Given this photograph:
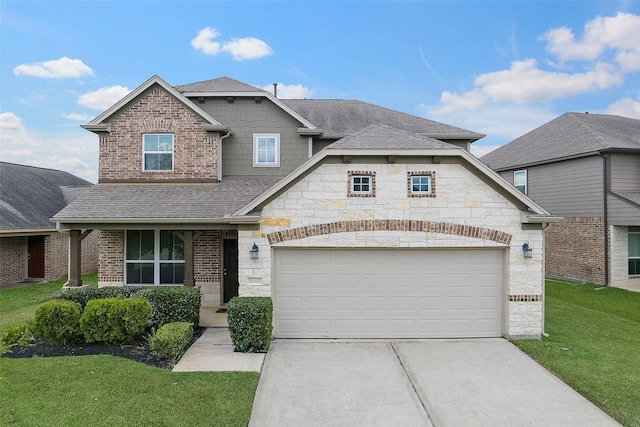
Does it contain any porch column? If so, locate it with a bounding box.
[183,230,195,287]
[68,229,82,287]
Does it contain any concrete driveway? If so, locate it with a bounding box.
[249,339,620,427]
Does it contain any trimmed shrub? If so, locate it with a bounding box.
[80,298,152,344]
[31,300,82,345]
[227,297,272,353]
[56,286,144,310]
[148,322,194,361]
[138,287,201,329]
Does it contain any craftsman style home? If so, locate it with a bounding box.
[482,113,640,291]
[0,162,97,284]
[53,75,560,339]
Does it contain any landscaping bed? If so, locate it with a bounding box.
[2,327,204,369]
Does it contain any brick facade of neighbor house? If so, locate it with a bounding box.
[545,217,606,285]
[0,237,26,284]
[100,86,219,182]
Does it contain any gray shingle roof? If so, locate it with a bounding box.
[0,162,92,230]
[481,113,640,170]
[52,177,280,221]
[174,77,264,93]
[282,99,483,139]
[327,125,459,150]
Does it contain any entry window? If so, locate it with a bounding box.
[630,226,640,276]
[348,171,376,197]
[514,170,527,194]
[253,133,280,167]
[126,230,184,285]
[407,171,436,198]
[143,134,174,171]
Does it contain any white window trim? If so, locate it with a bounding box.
[410,175,432,195]
[514,169,527,194]
[253,133,280,167]
[143,133,174,172]
[629,227,640,276]
[124,230,185,286]
[351,175,372,195]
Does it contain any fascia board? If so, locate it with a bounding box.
[521,213,564,223]
[85,75,222,128]
[52,217,260,224]
[419,132,486,141]
[0,229,58,237]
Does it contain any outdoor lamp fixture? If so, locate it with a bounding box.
[250,242,260,260]
[522,242,533,259]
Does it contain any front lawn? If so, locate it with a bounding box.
[513,279,640,427]
[0,356,258,426]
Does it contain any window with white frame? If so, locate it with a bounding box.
[514,170,527,194]
[407,171,436,197]
[629,226,640,276]
[143,134,174,171]
[348,172,375,197]
[125,230,184,285]
[253,133,280,167]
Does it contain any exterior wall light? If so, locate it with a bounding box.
[250,242,260,259]
[522,242,533,259]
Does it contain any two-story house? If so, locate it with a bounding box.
[53,75,561,339]
[482,112,640,291]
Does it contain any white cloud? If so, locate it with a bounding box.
[606,93,640,119]
[63,113,94,121]
[13,56,94,79]
[0,112,41,147]
[78,85,131,110]
[191,26,273,60]
[540,12,640,71]
[470,144,501,158]
[261,83,313,99]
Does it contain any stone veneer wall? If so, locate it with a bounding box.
[545,217,606,285]
[0,237,26,284]
[238,161,546,339]
[610,225,640,290]
[99,85,219,182]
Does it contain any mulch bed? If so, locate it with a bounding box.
[1,327,205,370]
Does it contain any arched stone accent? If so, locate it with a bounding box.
[266,219,512,245]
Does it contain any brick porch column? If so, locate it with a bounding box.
[183,230,194,287]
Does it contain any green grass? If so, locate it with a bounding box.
[0,273,97,334]
[513,279,640,427]
[0,356,259,426]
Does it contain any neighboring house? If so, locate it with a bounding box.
[0,162,98,284]
[481,112,640,291]
[52,75,560,339]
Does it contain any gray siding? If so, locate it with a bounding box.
[607,195,640,225]
[195,97,309,177]
[610,153,640,191]
[504,156,605,216]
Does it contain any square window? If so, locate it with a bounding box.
[143,134,174,171]
[407,172,436,198]
[514,170,527,194]
[352,176,371,193]
[348,171,375,197]
[411,176,431,193]
[254,134,280,167]
[125,230,185,285]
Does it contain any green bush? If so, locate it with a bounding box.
[31,300,82,345]
[138,287,201,329]
[1,322,34,350]
[148,322,194,361]
[227,297,272,353]
[56,286,143,309]
[80,298,151,344]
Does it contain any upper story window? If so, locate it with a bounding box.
[143,134,174,171]
[629,226,640,276]
[348,171,376,197]
[514,170,527,194]
[253,133,280,167]
[407,171,436,198]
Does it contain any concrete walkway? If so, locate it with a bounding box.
[249,339,621,427]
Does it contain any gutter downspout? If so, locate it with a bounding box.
[600,152,610,286]
[218,130,232,182]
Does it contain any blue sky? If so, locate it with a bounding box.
[2,1,640,182]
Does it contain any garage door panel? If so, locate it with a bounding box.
[274,249,504,338]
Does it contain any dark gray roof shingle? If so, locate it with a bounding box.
[327,125,459,150]
[52,177,280,221]
[283,99,483,138]
[174,77,264,93]
[481,113,640,170]
[0,162,92,230]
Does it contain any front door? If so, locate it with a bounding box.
[28,236,45,278]
[222,239,239,304]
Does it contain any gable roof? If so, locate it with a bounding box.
[481,112,640,171]
[326,124,459,150]
[174,77,263,93]
[0,162,92,232]
[283,99,485,141]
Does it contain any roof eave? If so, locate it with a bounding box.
[420,132,486,141]
[521,213,564,224]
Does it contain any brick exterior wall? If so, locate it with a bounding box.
[99,230,125,285]
[0,237,26,284]
[545,217,606,285]
[99,85,219,182]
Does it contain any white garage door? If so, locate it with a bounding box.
[273,248,504,339]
